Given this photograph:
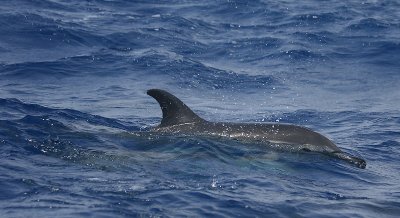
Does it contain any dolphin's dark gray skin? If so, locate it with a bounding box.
[147,89,366,169]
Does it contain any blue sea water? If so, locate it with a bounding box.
[1,0,400,217]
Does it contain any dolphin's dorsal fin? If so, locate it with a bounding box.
[147,89,205,127]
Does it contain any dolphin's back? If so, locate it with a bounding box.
[187,122,341,153]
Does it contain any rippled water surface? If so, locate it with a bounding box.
[1,0,400,217]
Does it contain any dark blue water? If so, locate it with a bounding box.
[1,0,400,217]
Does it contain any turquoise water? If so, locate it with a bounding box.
[1,0,400,217]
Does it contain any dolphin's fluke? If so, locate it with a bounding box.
[147,89,205,127]
[330,151,366,169]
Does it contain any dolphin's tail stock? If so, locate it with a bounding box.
[330,151,366,169]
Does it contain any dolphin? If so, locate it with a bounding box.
[146,89,366,169]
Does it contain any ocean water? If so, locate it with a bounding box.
[1,0,400,217]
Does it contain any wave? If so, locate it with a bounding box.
[0,12,107,47]
[346,18,391,32]
[0,98,135,130]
